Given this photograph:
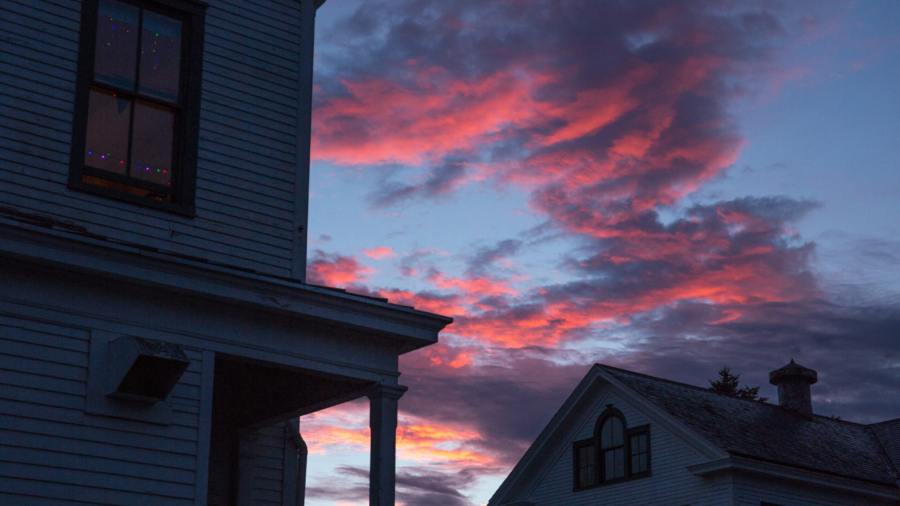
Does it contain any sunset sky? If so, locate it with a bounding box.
[299,1,900,505]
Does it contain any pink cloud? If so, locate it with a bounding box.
[307,250,376,287]
[363,246,398,260]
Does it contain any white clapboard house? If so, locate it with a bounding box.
[0,0,452,505]
[490,361,900,506]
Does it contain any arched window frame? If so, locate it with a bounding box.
[572,404,652,491]
[595,405,628,484]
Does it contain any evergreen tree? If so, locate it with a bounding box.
[708,366,768,402]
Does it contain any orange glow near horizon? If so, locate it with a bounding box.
[302,407,495,470]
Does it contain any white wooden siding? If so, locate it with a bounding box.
[0,0,304,278]
[206,423,291,506]
[252,424,289,505]
[525,386,733,506]
[0,314,202,505]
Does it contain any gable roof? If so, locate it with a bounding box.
[489,364,727,506]
[602,365,899,487]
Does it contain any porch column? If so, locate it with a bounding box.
[367,384,407,506]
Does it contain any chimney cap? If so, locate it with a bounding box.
[769,359,817,386]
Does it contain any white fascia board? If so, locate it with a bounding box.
[688,456,900,500]
[0,223,452,350]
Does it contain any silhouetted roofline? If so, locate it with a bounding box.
[600,364,899,487]
[597,363,879,426]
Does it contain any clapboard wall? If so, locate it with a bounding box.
[734,473,899,506]
[525,387,733,506]
[0,0,304,278]
[0,313,203,506]
[252,424,289,505]
[206,423,294,506]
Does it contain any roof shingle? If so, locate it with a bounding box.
[868,419,900,478]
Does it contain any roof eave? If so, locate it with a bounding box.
[689,455,900,500]
[0,221,453,351]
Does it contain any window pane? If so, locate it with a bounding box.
[94,0,140,90]
[605,450,614,480]
[614,448,625,478]
[580,465,596,487]
[578,445,597,487]
[601,419,611,448]
[85,87,131,174]
[631,455,640,473]
[578,445,596,487]
[139,11,182,102]
[612,418,623,446]
[131,100,174,186]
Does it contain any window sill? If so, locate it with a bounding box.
[69,177,196,217]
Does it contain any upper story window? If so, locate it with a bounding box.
[600,414,626,480]
[573,405,651,491]
[573,439,598,488]
[629,428,649,476]
[69,0,206,215]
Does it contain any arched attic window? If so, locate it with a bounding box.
[598,406,627,481]
[572,404,651,491]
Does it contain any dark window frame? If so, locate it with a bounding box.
[626,424,651,478]
[596,406,628,485]
[69,0,207,216]
[571,438,598,491]
[573,405,652,492]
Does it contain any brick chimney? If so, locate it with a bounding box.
[769,360,818,420]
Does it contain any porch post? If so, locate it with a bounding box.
[367,383,407,506]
